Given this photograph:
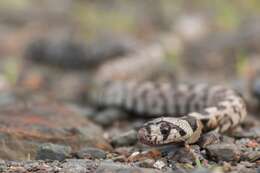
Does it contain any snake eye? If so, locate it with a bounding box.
[160,128,170,135]
[160,123,171,141]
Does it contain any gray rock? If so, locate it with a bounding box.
[111,130,138,147]
[243,151,260,162]
[61,159,98,173]
[36,143,71,161]
[205,143,240,162]
[76,147,106,159]
[93,108,128,127]
[198,131,221,148]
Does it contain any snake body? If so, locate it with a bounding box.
[92,45,247,146]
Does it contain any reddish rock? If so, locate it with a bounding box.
[0,98,111,160]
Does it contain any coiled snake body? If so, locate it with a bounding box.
[93,45,247,146]
[94,45,247,145]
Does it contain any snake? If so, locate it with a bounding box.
[92,45,247,146]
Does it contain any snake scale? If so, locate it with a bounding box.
[92,45,247,146]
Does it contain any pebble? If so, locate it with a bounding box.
[93,108,128,127]
[169,145,203,164]
[60,159,97,173]
[243,151,260,162]
[205,143,241,162]
[136,159,155,168]
[36,143,71,161]
[153,160,166,170]
[111,130,138,147]
[198,131,221,148]
[112,155,127,162]
[76,147,107,160]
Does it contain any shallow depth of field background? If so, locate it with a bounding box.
[1,0,260,165]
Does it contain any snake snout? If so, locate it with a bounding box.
[137,127,151,145]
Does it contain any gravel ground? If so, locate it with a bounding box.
[1,19,260,172]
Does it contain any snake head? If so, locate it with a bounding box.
[137,117,202,145]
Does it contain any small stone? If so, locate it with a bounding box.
[136,159,155,168]
[153,160,166,170]
[111,130,138,147]
[169,145,203,164]
[112,155,127,162]
[61,159,97,173]
[9,166,27,173]
[244,151,260,162]
[245,139,259,148]
[205,143,240,162]
[93,109,128,127]
[36,143,71,161]
[76,147,106,160]
[128,150,161,162]
[222,162,232,172]
[198,131,221,148]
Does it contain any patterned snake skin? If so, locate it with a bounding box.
[92,45,247,146]
[94,81,247,145]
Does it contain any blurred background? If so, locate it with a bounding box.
[0,0,260,162]
[0,0,260,100]
[0,0,259,104]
